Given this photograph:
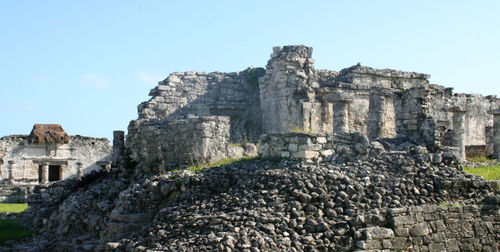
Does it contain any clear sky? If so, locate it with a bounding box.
[1,1,499,140]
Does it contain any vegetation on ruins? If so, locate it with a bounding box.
[245,67,259,86]
[288,125,317,135]
[187,156,259,173]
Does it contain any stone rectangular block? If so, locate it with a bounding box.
[292,150,319,159]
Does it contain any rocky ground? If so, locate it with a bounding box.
[7,147,498,251]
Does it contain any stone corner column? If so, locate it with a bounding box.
[325,93,354,134]
[7,160,15,184]
[76,162,83,178]
[449,106,467,161]
[41,162,49,184]
[488,108,500,159]
[112,130,125,167]
[368,87,393,140]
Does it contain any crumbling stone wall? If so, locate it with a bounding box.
[127,116,230,167]
[354,204,499,251]
[259,132,372,162]
[425,85,500,153]
[395,85,500,155]
[127,45,500,167]
[137,69,263,142]
[260,46,322,134]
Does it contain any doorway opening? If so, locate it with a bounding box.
[49,165,61,182]
[38,165,43,183]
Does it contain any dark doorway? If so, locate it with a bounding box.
[38,165,43,183]
[49,165,61,182]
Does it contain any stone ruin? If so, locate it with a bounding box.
[8,45,500,251]
[0,124,111,202]
[125,45,500,170]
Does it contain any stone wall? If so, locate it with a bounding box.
[354,204,499,251]
[260,46,322,134]
[260,132,376,163]
[0,135,111,184]
[127,45,500,167]
[0,185,34,203]
[137,69,264,142]
[394,85,500,154]
[425,85,500,150]
[126,116,230,168]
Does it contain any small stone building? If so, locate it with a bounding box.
[0,124,112,186]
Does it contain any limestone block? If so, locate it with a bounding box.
[228,146,245,158]
[361,227,395,239]
[317,137,327,144]
[288,143,298,152]
[293,150,319,159]
[320,149,334,157]
[409,223,430,236]
[281,151,290,158]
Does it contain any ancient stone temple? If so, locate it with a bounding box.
[127,45,500,168]
[0,124,111,202]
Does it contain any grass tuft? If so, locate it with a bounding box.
[229,143,243,148]
[288,126,316,135]
[188,156,259,173]
[439,201,462,207]
[468,156,495,163]
[0,203,28,213]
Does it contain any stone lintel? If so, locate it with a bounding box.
[448,106,467,113]
[488,109,500,115]
[30,158,70,165]
[325,93,354,103]
[370,87,393,97]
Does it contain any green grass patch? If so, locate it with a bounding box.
[0,203,28,213]
[464,164,500,181]
[188,156,259,173]
[229,143,243,148]
[0,219,33,245]
[467,156,495,163]
[439,201,462,207]
[288,126,316,135]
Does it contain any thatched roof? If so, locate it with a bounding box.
[28,124,71,144]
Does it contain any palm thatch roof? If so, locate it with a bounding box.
[28,124,71,144]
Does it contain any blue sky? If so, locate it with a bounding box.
[1,1,499,140]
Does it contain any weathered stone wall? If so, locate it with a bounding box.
[425,85,500,150]
[260,46,322,134]
[0,185,34,203]
[137,69,263,142]
[126,116,230,167]
[394,85,500,154]
[0,135,111,184]
[259,132,372,162]
[127,45,500,167]
[319,64,430,139]
[354,204,499,251]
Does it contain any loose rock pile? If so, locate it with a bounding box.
[13,148,498,251]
